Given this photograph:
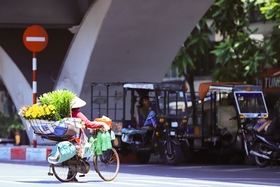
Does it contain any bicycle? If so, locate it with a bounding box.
[47,128,120,182]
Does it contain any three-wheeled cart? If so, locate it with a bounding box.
[184,82,269,164]
[91,80,189,165]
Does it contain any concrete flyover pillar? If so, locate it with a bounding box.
[0,0,215,143]
[0,46,34,142]
[54,0,215,118]
[54,0,113,95]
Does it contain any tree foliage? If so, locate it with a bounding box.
[172,0,279,84]
[210,0,272,82]
[251,0,280,63]
[252,0,280,22]
[172,18,212,74]
[172,17,212,125]
[171,0,280,124]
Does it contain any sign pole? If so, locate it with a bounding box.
[23,25,48,148]
[32,52,37,104]
[32,52,37,147]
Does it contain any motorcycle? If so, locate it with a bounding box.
[235,117,255,165]
[250,117,280,167]
[250,134,280,167]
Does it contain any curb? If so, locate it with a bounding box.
[0,146,160,163]
[0,146,52,161]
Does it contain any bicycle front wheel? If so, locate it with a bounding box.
[94,147,120,181]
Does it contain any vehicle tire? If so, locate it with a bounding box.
[94,148,120,181]
[52,161,77,182]
[163,143,182,165]
[136,151,151,164]
[180,140,193,163]
[244,154,256,166]
[252,142,269,168]
[244,147,256,166]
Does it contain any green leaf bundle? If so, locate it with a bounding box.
[39,90,76,120]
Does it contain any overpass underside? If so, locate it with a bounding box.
[0,0,214,143]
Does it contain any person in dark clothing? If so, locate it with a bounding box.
[139,96,156,127]
[254,117,278,135]
[139,96,151,123]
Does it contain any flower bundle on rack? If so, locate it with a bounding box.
[18,90,80,137]
[18,90,76,121]
[38,90,76,120]
[19,103,60,121]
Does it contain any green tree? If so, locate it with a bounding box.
[171,17,212,126]
[252,0,280,64]
[171,0,278,125]
[251,0,280,110]
[253,0,280,22]
[210,0,274,82]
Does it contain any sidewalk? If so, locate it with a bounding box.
[0,145,161,163]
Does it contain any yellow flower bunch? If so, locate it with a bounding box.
[19,103,60,121]
[18,90,76,121]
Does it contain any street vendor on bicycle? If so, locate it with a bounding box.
[68,96,108,182]
[71,96,108,129]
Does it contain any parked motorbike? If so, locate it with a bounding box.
[250,133,280,167]
[236,117,255,165]
[211,116,255,165]
[250,117,280,167]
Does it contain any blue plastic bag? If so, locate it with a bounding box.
[48,141,77,164]
[53,125,68,136]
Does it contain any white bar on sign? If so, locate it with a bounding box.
[26,37,45,42]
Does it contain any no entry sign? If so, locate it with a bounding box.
[23,25,48,52]
[23,25,49,148]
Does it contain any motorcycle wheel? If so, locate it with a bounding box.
[136,151,151,164]
[163,143,182,165]
[253,142,269,168]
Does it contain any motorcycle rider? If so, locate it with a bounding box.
[139,96,150,121]
[139,96,156,127]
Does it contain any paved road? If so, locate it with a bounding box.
[0,161,280,187]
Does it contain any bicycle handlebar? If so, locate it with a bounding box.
[229,116,237,121]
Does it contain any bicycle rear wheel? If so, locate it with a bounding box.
[94,147,120,181]
[51,162,77,182]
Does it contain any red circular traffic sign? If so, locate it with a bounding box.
[23,25,48,52]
